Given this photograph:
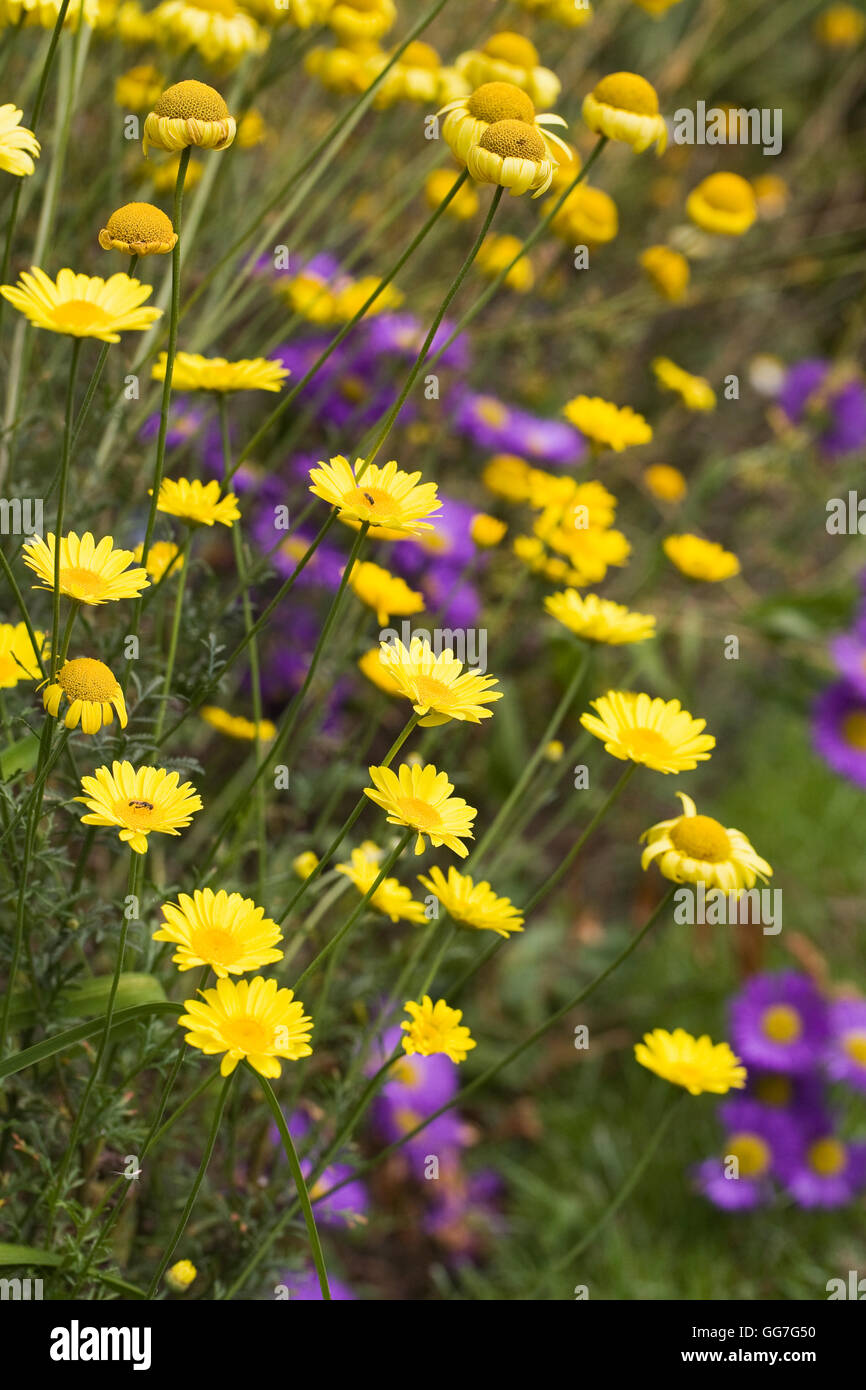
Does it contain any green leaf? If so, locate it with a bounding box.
[0,734,40,780]
[0,1244,63,1267]
[0,1000,182,1082]
[5,972,167,1031]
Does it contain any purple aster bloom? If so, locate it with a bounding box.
[305,1162,369,1229]
[744,1069,830,1135]
[280,1268,356,1300]
[139,396,205,451]
[393,495,476,577]
[730,971,830,1074]
[364,312,469,371]
[829,632,866,700]
[272,336,398,431]
[694,1098,804,1212]
[825,998,866,1094]
[782,1133,866,1209]
[778,359,866,458]
[452,388,584,466]
[813,679,866,788]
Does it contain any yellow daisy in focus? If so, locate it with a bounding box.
[76,760,203,854]
[635,1027,747,1096]
[418,864,524,937]
[153,0,268,67]
[640,791,772,892]
[348,561,424,626]
[153,887,283,977]
[562,395,652,451]
[470,513,507,548]
[580,690,715,774]
[438,81,567,166]
[328,0,395,40]
[23,531,150,605]
[134,538,183,581]
[179,975,312,1078]
[545,590,656,645]
[377,636,502,726]
[143,79,236,156]
[475,233,534,291]
[154,478,240,528]
[652,357,716,412]
[43,657,127,734]
[1,268,161,341]
[582,72,666,154]
[308,456,440,537]
[425,166,479,221]
[98,202,176,256]
[364,762,477,857]
[401,994,476,1063]
[152,350,288,392]
[466,118,561,198]
[0,104,40,177]
[200,706,276,740]
[115,63,165,112]
[336,845,427,924]
[686,172,757,236]
[643,463,686,503]
[640,245,689,302]
[663,533,740,582]
[0,622,44,686]
[454,31,561,108]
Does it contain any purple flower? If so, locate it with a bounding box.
[280,1268,356,1300]
[813,679,866,788]
[829,632,866,700]
[825,998,866,1093]
[778,359,866,458]
[694,1098,804,1211]
[139,396,205,451]
[305,1162,369,1229]
[782,1133,866,1209]
[272,336,398,431]
[425,1162,505,1258]
[364,312,469,371]
[730,971,830,1074]
[744,1069,830,1135]
[452,388,584,466]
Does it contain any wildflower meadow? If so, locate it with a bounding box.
[1,0,866,1334]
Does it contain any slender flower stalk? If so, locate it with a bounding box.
[152,531,192,748]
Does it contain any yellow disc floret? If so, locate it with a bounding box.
[98,202,177,256]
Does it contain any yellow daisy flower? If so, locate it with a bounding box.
[43,657,127,734]
[640,245,689,301]
[1,268,161,341]
[643,463,687,502]
[152,350,288,393]
[348,561,424,626]
[438,81,568,167]
[686,172,757,236]
[200,706,276,740]
[153,0,268,66]
[23,531,150,605]
[813,4,865,47]
[98,202,176,256]
[545,184,619,246]
[467,117,561,198]
[367,40,460,108]
[652,357,716,411]
[304,40,376,95]
[377,636,503,726]
[328,0,396,41]
[401,994,476,1063]
[475,233,534,291]
[115,63,165,112]
[580,690,715,773]
[470,513,507,547]
[336,845,427,924]
[133,538,183,581]
[364,762,477,857]
[308,456,440,537]
[293,850,319,879]
[0,621,44,687]
[179,975,313,1078]
[544,590,656,644]
[165,1260,197,1291]
[482,452,532,501]
[154,477,240,528]
[143,79,236,156]
[424,166,480,220]
[663,533,740,582]
[418,864,524,937]
[640,791,772,892]
[153,887,283,977]
[454,31,560,108]
[635,1027,747,1095]
[582,72,667,154]
[0,104,40,177]
[76,760,203,854]
[562,395,652,451]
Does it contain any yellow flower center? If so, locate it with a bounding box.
[482,32,539,67]
[843,710,866,749]
[58,566,109,599]
[760,1004,802,1043]
[700,172,753,213]
[193,927,242,964]
[669,813,731,862]
[403,40,439,68]
[412,674,450,707]
[153,80,229,122]
[593,72,659,116]
[221,1017,273,1053]
[57,657,118,701]
[807,1137,846,1176]
[843,1032,866,1066]
[479,119,547,161]
[476,396,509,425]
[51,301,112,334]
[754,1074,792,1106]
[391,1057,418,1085]
[120,798,156,829]
[348,485,399,516]
[467,81,536,124]
[398,796,443,830]
[620,726,671,760]
[726,1132,771,1178]
[339,375,367,402]
[104,201,174,245]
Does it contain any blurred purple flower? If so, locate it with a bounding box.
[781,1133,866,1209]
[730,971,829,1074]
[778,359,866,458]
[694,1098,804,1211]
[825,997,866,1094]
[813,679,866,788]
[452,388,584,466]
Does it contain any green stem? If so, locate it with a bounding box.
[522,764,637,917]
[152,530,192,747]
[50,338,83,679]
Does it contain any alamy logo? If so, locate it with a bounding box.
[0,496,43,536]
[379,620,488,672]
[673,883,782,935]
[672,102,782,156]
[0,1276,43,1299]
[826,1270,866,1299]
[49,1320,152,1371]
